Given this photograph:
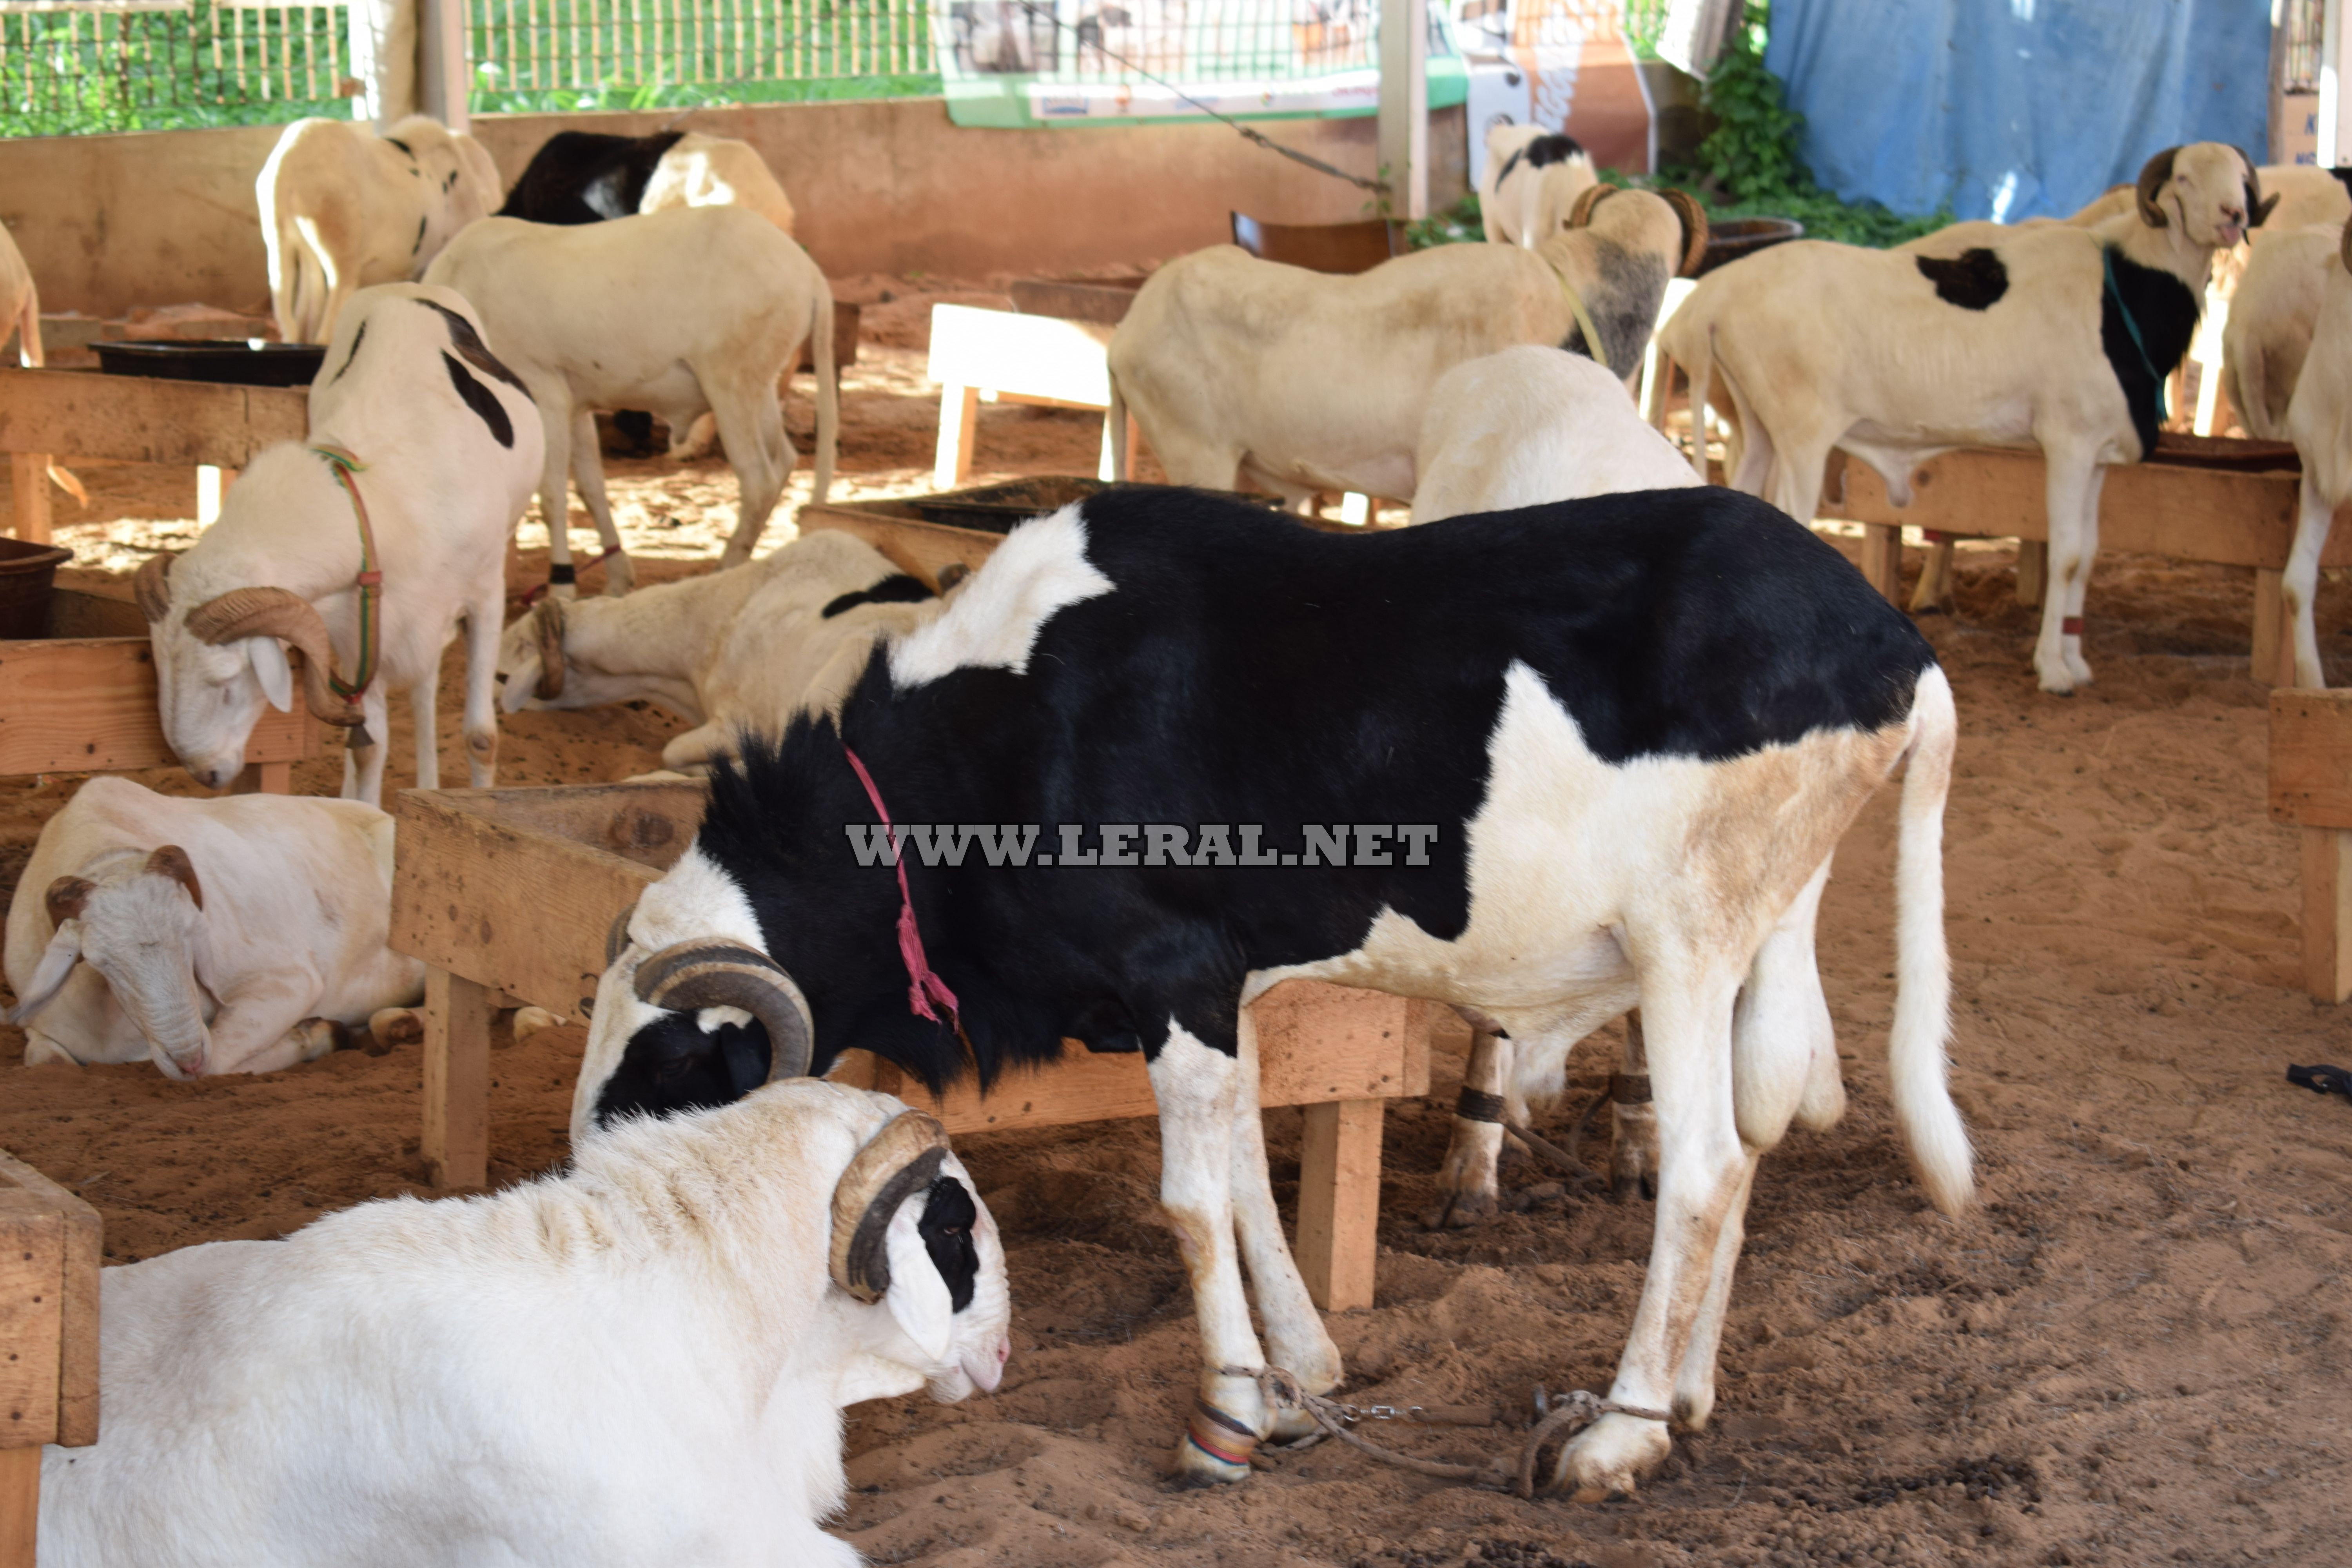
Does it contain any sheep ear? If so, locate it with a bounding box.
[45,875,94,927]
[145,845,203,910]
[881,1195,956,1363]
[6,921,84,1027]
[2135,147,2180,228]
[247,635,294,713]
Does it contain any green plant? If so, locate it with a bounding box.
[1686,2,1800,204]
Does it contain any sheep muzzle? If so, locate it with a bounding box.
[184,587,357,726]
[631,936,814,1080]
[828,1111,951,1304]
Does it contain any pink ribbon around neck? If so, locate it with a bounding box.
[843,745,962,1027]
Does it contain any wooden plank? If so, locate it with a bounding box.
[2305,828,2352,1004]
[1296,1098,1384,1311]
[1009,278,1145,326]
[422,968,494,1189]
[7,453,49,544]
[2269,688,2352,828]
[0,638,314,777]
[0,369,306,467]
[2016,539,2048,607]
[0,1165,70,1451]
[231,760,292,795]
[2254,569,2290,687]
[0,1447,34,1568]
[798,503,1001,594]
[927,306,1112,408]
[0,1152,99,1450]
[1857,523,1900,602]
[932,383,979,491]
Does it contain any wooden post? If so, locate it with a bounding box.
[230,760,293,795]
[2016,539,2048,608]
[1296,1098,1384,1311]
[9,453,51,544]
[2304,828,2352,1004]
[1376,0,1428,220]
[196,465,235,527]
[933,383,979,491]
[422,967,494,1189]
[0,1448,34,1568]
[2254,567,2293,686]
[1857,523,1901,603]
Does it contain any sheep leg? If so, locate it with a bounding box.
[2284,470,2337,688]
[459,602,501,787]
[658,722,733,775]
[567,407,633,596]
[1429,1027,1514,1227]
[1149,1023,1271,1486]
[1612,1013,1657,1201]
[1553,955,1744,1500]
[1225,1003,1340,1437]
[345,686,391,808]
[536,391,580,601]
[1908,539,1957,614]
[708,375,789,571]
[201,977,335,1076]
[2034,450,2105,693]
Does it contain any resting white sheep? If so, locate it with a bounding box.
[496,528,940,772]
[1109,185,1705,503]
[1656,143,2267,694]
[256,115,501,345]
[4,777,421,1078]
[37,1079,1012,1568]
[1479,125,1598,248]
[1413,344,1700,522]
[136,284,543,807]
[423,206,838,599]
[2279,221,2352,689]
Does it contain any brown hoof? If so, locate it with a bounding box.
[1424,1190,1499,1230]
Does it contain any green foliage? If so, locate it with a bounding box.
[469,69,940,117]
[1405,192,1482,249]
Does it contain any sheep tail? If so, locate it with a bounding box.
[1888,664,1973,1216]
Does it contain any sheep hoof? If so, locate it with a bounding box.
[367,1006,424,1053]
[292,1017,348,1063]
[512,1005,565,1041]
[1423,1189,1497,1230]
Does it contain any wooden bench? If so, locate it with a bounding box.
[0,577,317,793]
[0,368,307,542]
[927,303,1127,492]
[0,1149,100,1568]
[2269,688,2352,1002]
[1814,442,2347,684]
[387,780,1432,1312]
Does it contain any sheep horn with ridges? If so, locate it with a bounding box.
[632,937,813,1081]
[828,1111,951,1303]
[184,587,358,726]
[134,551,174,623]
[533,596,567,701]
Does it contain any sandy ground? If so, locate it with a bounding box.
[5,288,2352,1567]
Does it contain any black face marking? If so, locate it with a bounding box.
[1557,239,1670,373]
[1494,131,1584,191]
[592,1010,771,1130]
[328,318,367,384]
[443,352,515,448]
[496,129,688,225]
[822,574,936,618]
[920,1174,980,1312]
[385,136,414,159]
[2098,246,2201,458]
[416,299,532,397]
[1914,247,2009,309]
[412,215,427,256]
[2332,167,2352,197]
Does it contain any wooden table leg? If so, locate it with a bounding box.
[422,967,494,1189]
[2016,540,2048,608]
[1297,1097,1383,1312]
[2254,568,2292,687]
[0,1447,36,1568]
[196,465,228,526]
[933,383,980,492]
[9,453,51,544]
[229,760,292,795]
[2303,828,2352,1003]
[1857,523,1901,603]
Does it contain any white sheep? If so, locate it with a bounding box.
[4,777,421,1078]
[496,528,939,773]
[2221,222,2340,439]
[641,131,797,234]
[136,284,543,807]
[422,206,838,599]
[36,1079,1012,1567]
[1109,185,1706,503]
[2279,221,2352,688]
[1656,143,2268,694]
[1479,125,1598,248]
[256,115,501,345]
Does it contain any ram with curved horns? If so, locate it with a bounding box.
[137,284,542,807]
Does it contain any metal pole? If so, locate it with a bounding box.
[1378,0,1428,220]
[418,0,470,131]
[2321,0,2345,166]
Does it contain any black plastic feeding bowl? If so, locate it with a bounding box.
[1695,216,1805,276]
[93,339,326,387]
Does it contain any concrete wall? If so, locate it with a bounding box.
[0,98,1468,320]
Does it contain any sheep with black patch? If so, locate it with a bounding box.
[1479,125,1599,248]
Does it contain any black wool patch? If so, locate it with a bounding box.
[328,319,367,385]
[2332,167,2352,198]
[416,299,532,397]
[411,216,427,257]
[2099,248,2201,459]
[444,354,514,448]
[1495,132,1586,190]
[591,1010,771,1130]
[1914,248,2009,310]
[920,1175,980,1311]
[497,129,687,225]
[822,574,936,618]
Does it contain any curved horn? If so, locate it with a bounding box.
[604,898,640,966]
[134,552,174,623]
[533,597,567,702]
[1659,187,1711,277]
[633,937,814,1081]
[185,587,357,726]
[45,875,94,927]
[2135,146,2180,228]
[2233,145,2278,229]
[1567,183,1616,229]
[2341,218,2352,276]
[829,1111,951,1303]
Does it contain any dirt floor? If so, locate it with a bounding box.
[6,287,2352,1567]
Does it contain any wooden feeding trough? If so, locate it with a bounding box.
[1814,437,2345,682]
[2268,688,2352,1002]
[0,1148,100,1568]
[928,301,1131,491]
[0,570,318,791]
[0,366,307,541]
[388,780,1432,1312]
